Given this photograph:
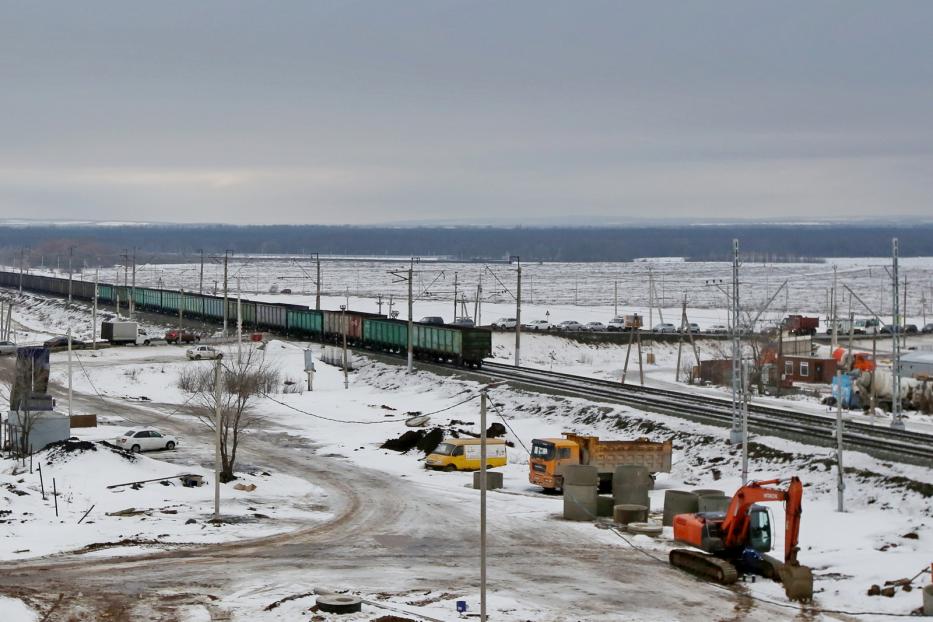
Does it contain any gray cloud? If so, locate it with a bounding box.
[1,1,932,224]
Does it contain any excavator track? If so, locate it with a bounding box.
[669,549,739,585]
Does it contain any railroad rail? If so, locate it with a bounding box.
[468,361,933,467]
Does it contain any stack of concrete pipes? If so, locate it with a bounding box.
[562,465,599,521]
[662,489,729,526]
[611,464,651,525]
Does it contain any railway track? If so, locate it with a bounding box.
[471,361,933,466]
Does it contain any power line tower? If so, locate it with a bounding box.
[730,239,743,446]
[890,238,905,430]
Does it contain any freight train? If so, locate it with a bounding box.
[0,270,491,367]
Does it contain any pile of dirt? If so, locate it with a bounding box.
[42,439,137,464]
[381,428,445,455]
[43,439,97,464]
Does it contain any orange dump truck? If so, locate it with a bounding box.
[529,432,673,491]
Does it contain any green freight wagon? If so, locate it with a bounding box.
[459,327,492,367]
[286,307,323,337]
[363,317,408,352]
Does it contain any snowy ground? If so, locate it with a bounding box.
[1,290,932,619]
[11,255,933,331]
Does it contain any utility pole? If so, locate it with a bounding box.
[67,246,74,305]
[213,358,222,520]
[830,265,838,351]
[130,249,136,318]
[18,247,24,294]
[614,281,619,317]
[179,288,184,333]
[237,279,242,363]
[67,327,73,418]
[315,252,321,311]
[891,238,904,430]
[223,251,230,337]
[199,249,205,295]
[453,272,459,322]
[835,369,845,512]
[741,361,749,483]
[479,390,488,622]
[475,273,483,327]
[512,256,522,367]
[408,259,414,373]
[376,294,384,315]
[340,304,349,389]
[92,269,98,350]
[730,239,743,446]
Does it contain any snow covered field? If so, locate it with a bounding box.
[1,286,932,619]
[11,255,933,330]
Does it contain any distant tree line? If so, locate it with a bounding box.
[0,224,930,266]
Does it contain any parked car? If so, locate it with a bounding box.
[0,340,16,356]
[923,323,933,334]
[687,323,701,333]
[165,330,200,344]
[186,345,222,360]
[905,324,919,334]
[557,320,585,331]
[116,428,177,453]
[707,324,728,334]
[652,323,677,333]
[280,288,292,294]
[880,324,901,334]
[491,317,518,329]
[419,316,445,325]
[523,319,551,331]
[584,321,607,332]
[451,318,475,327]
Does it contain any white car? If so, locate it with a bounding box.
[492,318,518,329]
[187,345,223,360]
[652,323,677,333]
[523,320,551,331]
[116,428,177,453]
[707,324,729,334]
[0,340,16,356]
[584,321,607,332]
[607,317,627,331]
[557,320,585,331]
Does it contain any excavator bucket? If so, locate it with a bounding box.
[777,563,813,603]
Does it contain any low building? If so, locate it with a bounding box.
[898,351,933,379]
[6,409,71,453]
[780,355,837,384]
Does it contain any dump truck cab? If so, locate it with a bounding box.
[529,437,580,489]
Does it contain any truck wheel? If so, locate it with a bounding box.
[131,444,141,453]
[144,340,151,346]
[195,355,201,360]
[444,464,457,472]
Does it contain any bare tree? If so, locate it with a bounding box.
[177,347,279,482]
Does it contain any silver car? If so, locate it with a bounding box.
[652,323,677,333]
[0,340,16,356]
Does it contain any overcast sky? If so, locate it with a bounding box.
[1,1,932,225]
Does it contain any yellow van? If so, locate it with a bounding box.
[425,438,508,472]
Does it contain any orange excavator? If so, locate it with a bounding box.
[669,477,814,602]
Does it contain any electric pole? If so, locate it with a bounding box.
[67,246,74,305]
[891,238,904,430]
[130,249,136,318]
[19,247,24,294]
[479,390,488,622]
[199,249,204,295]
[830,265,838,350]
[512,256,522,367]
[340,304,349,389]
[730,239,743,446]
[408,259,414,373]
[614,281,619,317]
[92,269,98,350]
[453,272,458,322]
[223,251,230,336]
[237,278,242,363]
[213,358,222,520]
[315,252,321,311]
